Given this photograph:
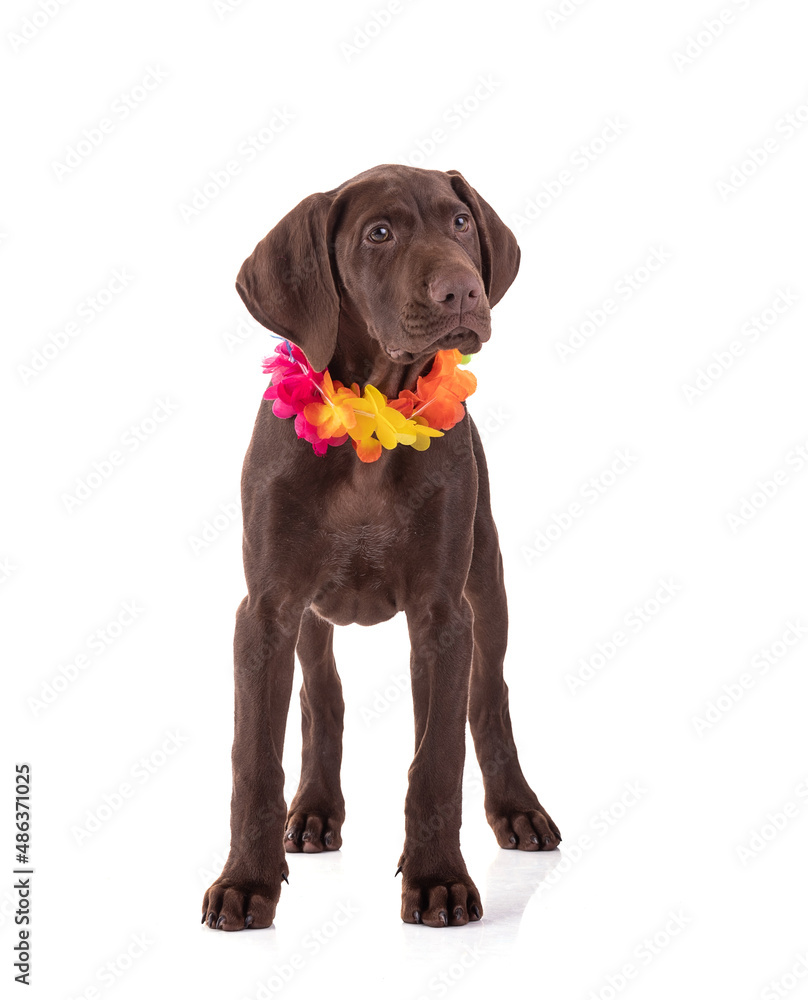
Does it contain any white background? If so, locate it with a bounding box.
[3,0,808,997]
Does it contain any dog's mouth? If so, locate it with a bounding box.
[384,327,482,364]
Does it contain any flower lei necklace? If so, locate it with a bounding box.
[262,340,477,463]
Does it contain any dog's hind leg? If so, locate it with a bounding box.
[465,419,561,852]
[284,608,346,853]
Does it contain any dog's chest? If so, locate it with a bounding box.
[306,467,430,625]
[319,475,410,574]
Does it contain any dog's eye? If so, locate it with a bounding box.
[454,215,470,232]
[368,226,391,243]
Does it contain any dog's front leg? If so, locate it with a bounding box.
[202,596,301,930]
[398,597,482,927]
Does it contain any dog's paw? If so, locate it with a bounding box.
[201,872,286,931]
[284,809,343,853]
[398,865,482,927]
[487,803,561,851]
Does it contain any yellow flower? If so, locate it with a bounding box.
[351,384,417,450]
[408,415,444,452]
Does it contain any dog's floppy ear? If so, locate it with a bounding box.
[446,170,520,308]
[236,192,340,372]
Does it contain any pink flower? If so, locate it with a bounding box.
[262,341,324,421]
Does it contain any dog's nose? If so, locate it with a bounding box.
[428,273,482,314]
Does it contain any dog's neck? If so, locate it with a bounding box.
[328,313,430,398]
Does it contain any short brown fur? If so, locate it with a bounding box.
[202,165,560,931]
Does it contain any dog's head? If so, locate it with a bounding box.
[236,164,520,373]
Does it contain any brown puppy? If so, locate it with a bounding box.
[202,164,560,931]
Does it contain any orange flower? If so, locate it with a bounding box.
[389,349,477,431]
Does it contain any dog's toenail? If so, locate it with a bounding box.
[454,907,463,919]
[281,872,289,884]
[207,913,217,927]
[201,912,207,924]
[544,835,553,846]
[324,832,333,846]
[413,910,422,924]
[216,915,226,929]
[530,835,539,844]
[509,835,516,844]
[395,865,403,877]
[244,914,254,928]
[470,904,481,920]
[439,911,447,926]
